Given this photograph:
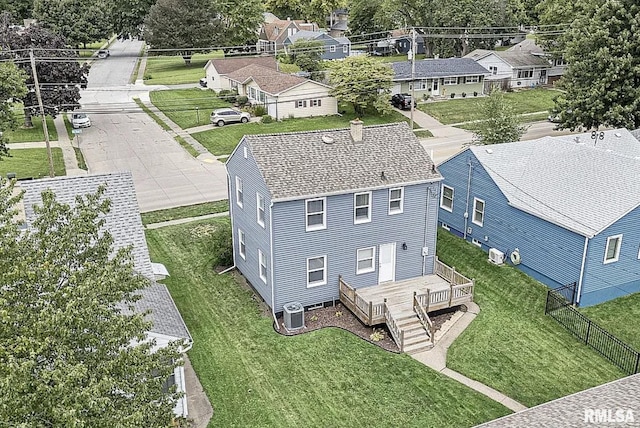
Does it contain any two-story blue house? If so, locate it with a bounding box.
[227,121,474,352]
[438,129,640,306]
[282,30,351,60]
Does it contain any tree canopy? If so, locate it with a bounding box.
[33,0,113,47]
[328,55,394,116]
[0,181,185,427]
[552,0,640,130]
[283,39,324,80]
[0,62,28,158]
[473,89,527,144]
[265,0,344,26]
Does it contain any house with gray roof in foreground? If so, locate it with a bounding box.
[226,121,444,317]
[19,172,193,417]
[390,58,490,99]
[437,129,640,306]
[476,373,640,427]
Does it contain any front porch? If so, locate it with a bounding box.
[339,257,474,353]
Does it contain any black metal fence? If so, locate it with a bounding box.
[545,284,640,375]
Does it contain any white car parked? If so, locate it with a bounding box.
[71,113,91,129]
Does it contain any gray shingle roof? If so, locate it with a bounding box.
[465,49,551,68]
[391,58,490,80]
[507,38,544,54]
[468,129,640,237]
[20,172,154,279]
[243,122,442,200]
[226,64,312,95]
[131,282,192,341]
[476,374,640,427]
[206,56,278,75]
[631,128,640,141]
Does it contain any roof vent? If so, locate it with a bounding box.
[615,132,621,138]
[574,136,581,144]
[321,135,334,144]
[485,148,493,154]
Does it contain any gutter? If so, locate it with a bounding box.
[576,236,589,306]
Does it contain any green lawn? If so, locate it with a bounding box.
[439,230,623,407]
[143,52,224,85]
[149,89,231,129]
[419,88,559,125]
[0,148,66,179]
[5,113,58,143]
[455,112,551,132]
[191,108,411,156]
[145,218,511,428]
[140,200,229,225]
[78,39,110,58]
[580,293,640,351]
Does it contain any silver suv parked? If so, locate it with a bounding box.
[210,108,250,127]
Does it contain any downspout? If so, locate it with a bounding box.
[269,201,278,329]
[423,185,431,276]
[463,159,473,240]
[576,236,589,306]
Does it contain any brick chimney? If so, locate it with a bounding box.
[350,119,363,142]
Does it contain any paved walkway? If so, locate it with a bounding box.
[145,211,229,229]
[398,107,474,139]
[411,302,527,413]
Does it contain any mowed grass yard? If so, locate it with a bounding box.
[0,148,65,179]
[419,88,559,125]
[4,111,58,143]
[143,52,224,85]
[149,89,231,129]
[191,107,412,156]
[439,230,624,407]
[580,293,640,351]
[146,218,511,428]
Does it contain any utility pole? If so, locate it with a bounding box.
[410,27,416,130]
[29,48,55,178]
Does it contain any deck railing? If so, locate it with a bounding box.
[384,302,404,352]
[413,292,434,344]
[339,276,385,325]
[434,257,473,286]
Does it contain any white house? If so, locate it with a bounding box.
[465,48,551,89]
[203,56,278,92]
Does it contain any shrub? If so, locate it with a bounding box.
[209,220,233,268]
[450,93,456,98]
[462,92,467,98]
[253,105,267,116]
[236,95,248,106]
[261,115,274,124]
[219,89,237,103]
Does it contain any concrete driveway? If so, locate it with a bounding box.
[79,39,228,212]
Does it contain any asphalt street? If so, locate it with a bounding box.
[78,39,228,212]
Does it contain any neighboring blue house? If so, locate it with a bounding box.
[437,129,640,306]
[283,30,351,60]
[226,121,443,314]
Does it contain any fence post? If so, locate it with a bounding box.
[545,290,550,314]
[585,319,591,344]
[368,301,373,324]
[571,282,577,305]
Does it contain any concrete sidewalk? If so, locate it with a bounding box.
[398,107,474,139]
[411,302,528,413]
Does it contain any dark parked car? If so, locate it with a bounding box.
[97,49,110,59]
[391,93,417,110]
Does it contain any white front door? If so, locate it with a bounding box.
[432,78,440,95]
[378,242,396,283]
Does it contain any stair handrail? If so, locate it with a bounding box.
[413,292,434,343]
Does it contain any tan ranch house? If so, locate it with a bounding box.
[203,56,278,92]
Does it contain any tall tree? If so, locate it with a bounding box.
[0,62,28,159]
[265,0,344,25]
[473,89,527,144]
[33,0,113,47]
[218,0,264,47]
[0,0,34,21]
[0,183,185,427]
[328,55,394,115]
[110,0,156,38]
[0,23,89,126]
[552,0,640,130]
[144,0,223,65]
[284,39,324,80]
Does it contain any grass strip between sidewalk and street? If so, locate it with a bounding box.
[140,200,229,225]
[0,148,66,179]
[133,98,172,131]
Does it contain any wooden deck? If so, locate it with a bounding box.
[339,258,474,353]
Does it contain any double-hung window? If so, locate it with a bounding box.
[473,197,485,226]
[238,229,246,259]
[235,176,243,208]
[388,188,403,214]
[356,247,375,274]
[465,75,479,83]
[307,256,327,287]
[354,192,371,224]
[306,198,326,231]
[258,249,267,283]
[441,185,454,211]
[443,77,457,85]
[256,193,265,227]
[604,235,622,264]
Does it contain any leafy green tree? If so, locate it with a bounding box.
[144,0,223,66]
[552,0,640,130]
[265,0,344,26]
[0,183,185,427]
[0,0,33,20]
[473,89,527,144]
[218,0,264,47]
[0,62,28,159]
[349,0,392,36]
[286,39,324,79]
[328,55,394,116]
[33,0,113,47]
[109,0,156,38]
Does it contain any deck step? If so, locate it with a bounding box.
[403,341,434,354]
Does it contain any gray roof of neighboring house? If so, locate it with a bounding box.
[631,128,640,140]
[205,56,278,75]
[391,58,490,80]
[241,122,442,200]
[285,30,350,45]
[476,374,640,428]
[20,172,154,279]
[226,63,325,95]
[507,38,544,54]
[465,49,550,68]
[468,128,640,237]
[131,282,192,341]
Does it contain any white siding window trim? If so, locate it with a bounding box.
[472,197,485,227]
[330,45,336,53]
[256,193,265,228]
[305,197,326,231]
[443,77,457,85]
[238,229,246,260]
[343,45,348,53]
[471,238,482,248]
[307,255,327,287]
[465,75,480,83]
[441,184,454,212]
[258,249,267,283]
[354,191,372,224]
[388,187,404,215]
[235,176,243,208]
[356,247,376,274]
[604,234,623,264]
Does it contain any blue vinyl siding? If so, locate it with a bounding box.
[226,140,273,305]
[438,150,584,290]
[271,183,440,310]
[580,204,640,306]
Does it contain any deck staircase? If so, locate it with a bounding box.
[387,305,434,354]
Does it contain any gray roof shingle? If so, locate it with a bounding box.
[391,58,490,80]
[469,129,640,237]
[131,282,192,341]
[206,56,278,75]
[464,49,550,68]
[476,374,640,428]
[226,64,313,95]
[20,172,154,279]
[243,122,442,200]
